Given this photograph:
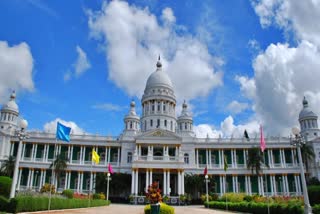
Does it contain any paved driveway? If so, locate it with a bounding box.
[24,204,238,214]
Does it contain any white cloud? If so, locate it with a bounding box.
[251,0,320,46]
[226,101,249,115]
[88,1,223,100]
[74,45,91,77]
[235,75,256,99]
[43,118,86,135]
[161,7,175,24]
[194,115,260,138]
[64,45,91,81]
[0,41,34,103]
[92,103,124,112]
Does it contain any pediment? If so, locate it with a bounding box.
[135,128,181,144]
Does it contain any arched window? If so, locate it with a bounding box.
[130,121,133,129]
[184,153,189,164]
[164,120,167,127]
[127,152,132,163]
[163,103,166,112]
[150,120,153,127]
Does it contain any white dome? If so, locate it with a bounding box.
[145,60,173,89]
[299,97,317,119]
[1,91,19,113]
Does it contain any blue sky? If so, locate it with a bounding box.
[1,0,319,138]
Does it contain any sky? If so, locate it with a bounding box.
[1,0,320,138]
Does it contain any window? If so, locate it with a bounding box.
[157,102,161,111]
[164,120,167,127]
[157,119,160,128]
[130,122,133,129]
[163,103,166,112]
[150,120,153,127]
[185,123,187,130]
[171,121,173,131]
[127,152,132,163]
[184,153,189,164]
[180,123,182,130]
[152,102,155,111]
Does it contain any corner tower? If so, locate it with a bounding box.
[0,91,19,133]
[141,57,177,132]
[299,96,319,140]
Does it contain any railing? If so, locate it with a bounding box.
[135,155,181,162]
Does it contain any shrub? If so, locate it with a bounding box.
[62,189,73,199]
[40,183,55,194]
[0,195,9,211]
[0,176,12,198]
[9,196,110,213]
[144,203,174,214]
[313,204,320,214]
[308,185,320,205]
[220,193,246,203]
[244,195,253,202]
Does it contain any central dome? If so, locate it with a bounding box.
[145,60,173,90]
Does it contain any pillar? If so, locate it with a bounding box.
[135,169,139,195]
[163,170,167,195]
[145,170,149,192]
[131,169,135,194]
[167,170,171,195]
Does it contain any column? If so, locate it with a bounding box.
[248,176,252,195]
[10,142,14,156]
[245,176,248,194]
[34,144,38,161]
[117,147,120,166]
[80,172,84,193]
[89,171,93,193]
[93,173,96,193]
[235,175,239,193]
[146,170,149,192]
[65,171,69,190]
[135,169,139,195]
[105,147,108,165]
[149,170,153,185]
[219,150,222,168]
[297,175,302,195]
[21,143,26,160]
[291,149,296,166]
[67,146,71,160]
[167,170,171,195]
[17,168,22,190]
[196,149,199,167]
[280,149,284,167]
[181,171,185,195]
[67,171,71,189]
[131,169,135,194]
[243,149,247,167]
[206,149,209,167]
[31,144,35,161]
[108,147,111,163]
[177,171,181,195]
[45,145,49,162]
[29,169,34,188]
[43,170,47,187]
[42,145,47,162]
[79,146,83,164]
[70,146,73,163]
[220,176,224,195]
[83,147,86,164]
[208,149,212,168]
[163,170,167,195]
[77,172,81,192]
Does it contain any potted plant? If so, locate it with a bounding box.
[146,182,162,214]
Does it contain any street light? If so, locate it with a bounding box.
[205,174,209,205]
[291,127,312,214]
[10,119,28,198]
[106,172,111,201]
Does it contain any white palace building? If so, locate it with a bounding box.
[1,59,320,201]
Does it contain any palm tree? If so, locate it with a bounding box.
[247,147,266,175]
[0,155,15,177]
[50,153,68,191]
[300,143,315,173]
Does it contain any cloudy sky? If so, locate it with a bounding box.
[0,0,319,138]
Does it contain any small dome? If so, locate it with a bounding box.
[145,58,173,89]
[299,97,317,119]
[1,91,19,113]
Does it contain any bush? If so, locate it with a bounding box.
[144,203,174,214]
[9,196,110,213]
[313,204,320,214]
[205,201,303,214]
[308,185,320,205]
[93,193,105,200]
[0,195,9,211]
[0,176,12,198]
[40,183,55,194]
[62,189,73,199]
[220,193,246,203]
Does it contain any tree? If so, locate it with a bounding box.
[301,143,315,172]
[247,147,266,175]
[49,153,68,190]
[0,156,15,177]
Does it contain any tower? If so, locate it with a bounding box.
[0,91,19,133]
[140,57,177,132]
[177,101,193,136]
[299,96,319,140]
[123,100,140,136]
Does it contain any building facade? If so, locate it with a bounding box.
[1,59,320,201]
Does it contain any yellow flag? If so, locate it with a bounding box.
[92,149,100,164]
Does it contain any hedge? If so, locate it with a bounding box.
[204,201,303,214]
[144,203,175,214]
[308,185,320,205]
[313,204,320,214]
[0,176,12,198]
[0,196,110,213]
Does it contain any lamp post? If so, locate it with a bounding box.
[10,119,28,198]
[106,172,111,201]
[205,174,209,205]
[291,127,312,214]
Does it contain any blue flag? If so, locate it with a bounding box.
[56,122,71,142]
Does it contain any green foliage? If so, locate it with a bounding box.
[0,195,9,211]
[307,177,320,185]
[308,185,320,205]
[0,156,15,177]
[93,193,105,200]
[205,201,303,214]
[313,204,320,214]
[8,196,110,213]
[247,147,266,175]
[220,193,246,203]
[40,183,55,194]
[50,153,68,190]
[0,176,12,198]
[244,195,254,202]
[62,189,73,199]
[144,203,175,214]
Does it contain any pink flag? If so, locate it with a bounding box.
[108,163,114,174]
[260,125,266,152]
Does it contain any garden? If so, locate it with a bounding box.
[0,176,110,213]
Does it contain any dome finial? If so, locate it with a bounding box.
[303,96,308,107]
[156,55,162,68]
[10,90,16,100]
